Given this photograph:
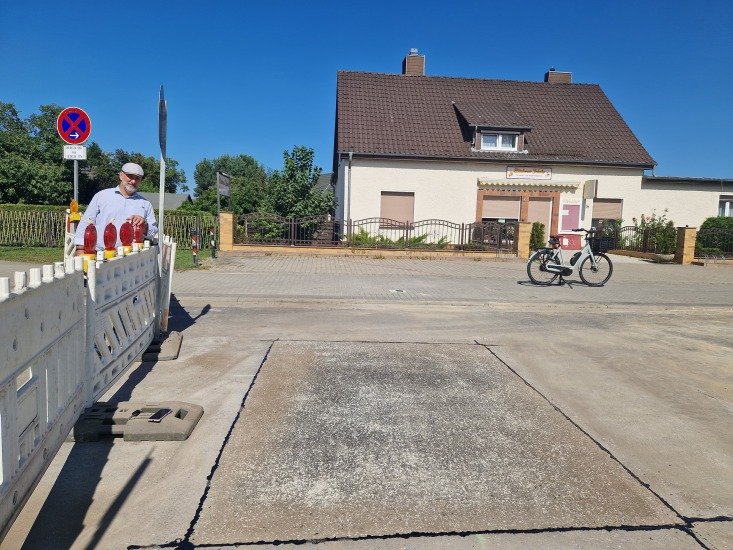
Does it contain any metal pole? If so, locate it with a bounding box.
[158,155,165,269]
[73,159,78,202]
[346,153,353,222]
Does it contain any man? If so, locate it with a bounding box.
[74,162,158,255]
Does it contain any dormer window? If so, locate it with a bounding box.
[481,132,518,151]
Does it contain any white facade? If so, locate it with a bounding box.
[335,156,731,229]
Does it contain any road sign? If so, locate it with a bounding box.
[216,172,231,197]
[159,85,167,158]
[63,145,87,160]
[56,107,91,144]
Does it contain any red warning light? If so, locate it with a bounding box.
[103,223,117,251]
[83,223,97,254]
[120,221,134,246]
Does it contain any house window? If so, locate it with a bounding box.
[719,196,733,217]
[380,191,414,227]
[482,196,520,222]
[481,132,518,151]
[591,199,623,231]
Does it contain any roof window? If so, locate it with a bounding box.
[481,132,518,151]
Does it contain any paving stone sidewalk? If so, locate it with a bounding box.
[171,252,733,308]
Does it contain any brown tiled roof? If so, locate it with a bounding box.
[336,71,656,168]
[453,101,531,130]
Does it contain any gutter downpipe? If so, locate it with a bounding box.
[346,152,353,222]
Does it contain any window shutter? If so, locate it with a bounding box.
[592,199,623,219]
[380,192,415,224]
[482,197,520,219]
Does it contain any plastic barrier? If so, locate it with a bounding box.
[0,239,175,540]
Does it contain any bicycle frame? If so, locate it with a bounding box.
[543,241,598,277]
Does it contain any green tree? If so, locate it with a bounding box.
[264,146,334,218]
[0,102,68,204]
[189,154,268,215]
[0,102,188,205]
[106,149,187,194]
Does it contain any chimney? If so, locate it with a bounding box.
[402,48,425,76]
[544,67,572,84]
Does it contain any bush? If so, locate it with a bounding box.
[699,216,733,231]
[696,216,733,257]
[529,222,545,250]
[633,210,676,254]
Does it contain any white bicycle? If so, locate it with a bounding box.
[527,228,614,286]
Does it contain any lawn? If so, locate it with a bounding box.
[0,246,209,271]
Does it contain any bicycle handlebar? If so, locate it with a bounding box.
[571,227,597,233]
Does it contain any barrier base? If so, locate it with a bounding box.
[68,401,204,442]
[141,330,183,362]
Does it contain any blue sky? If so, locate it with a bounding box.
[2,0,731,191]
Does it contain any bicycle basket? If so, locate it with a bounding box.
[589,236,615,254]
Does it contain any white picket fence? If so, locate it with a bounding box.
[0,238,175,540]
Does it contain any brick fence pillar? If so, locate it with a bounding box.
[516,222,532,260]
[675,226,696,265]
[219,212,234,251]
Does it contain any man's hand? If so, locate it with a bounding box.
[127,215,148,237]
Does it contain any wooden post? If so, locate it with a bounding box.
[219,211,234,251]
[675,226,697,265]
[516,221,532,260]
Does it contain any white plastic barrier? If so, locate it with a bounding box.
[85,249,158,406]
[0,240,174,539]
[0,258,86,540]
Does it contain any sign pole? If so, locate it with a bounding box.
[158,85,168,269]
[216,172,221,219]
[73,159,78,202]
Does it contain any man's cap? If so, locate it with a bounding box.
[121,162,144,177]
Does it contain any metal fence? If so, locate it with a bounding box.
[0,208,215,251]
[235,214,518,252]
[603,226,675,254]
[695,227,733,258]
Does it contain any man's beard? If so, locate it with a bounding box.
[122,182,137,195]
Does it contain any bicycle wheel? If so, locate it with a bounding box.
[579,253,613,286]
[527,249,559,285]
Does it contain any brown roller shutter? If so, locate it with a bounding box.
[592,199,623,219]
[483,197,520,219]
[527,198,552,227]
[380,192,415,224]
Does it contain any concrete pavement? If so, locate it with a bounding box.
[2,253,732,549]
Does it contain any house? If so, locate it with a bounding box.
[137,192,193,211]
[333,49,732,240]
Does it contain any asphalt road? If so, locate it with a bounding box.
[2,253,732,549]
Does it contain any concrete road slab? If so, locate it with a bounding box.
[4,329,272,549]
[192,341,678,545]
[251,527,701,549]
[693,520,733,549]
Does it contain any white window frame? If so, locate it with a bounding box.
[481,132,519,151]
[719,196,733,217]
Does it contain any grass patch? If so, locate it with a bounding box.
[0,246,210,272]
[0,246,63,264]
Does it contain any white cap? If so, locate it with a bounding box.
[121,162,144,176]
